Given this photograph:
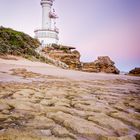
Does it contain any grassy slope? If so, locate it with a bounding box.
[0,27,49,63]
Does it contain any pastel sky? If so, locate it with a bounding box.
[0,0,140,71]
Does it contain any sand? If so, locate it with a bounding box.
[0,56,139,82]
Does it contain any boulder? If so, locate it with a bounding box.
[43,45,81,70]
[129,68,140,76]
[82,56,120,74]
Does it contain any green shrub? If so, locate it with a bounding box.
[0,27,41,59]
[0,27,56,64]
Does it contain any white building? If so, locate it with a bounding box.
[34,0,59,46]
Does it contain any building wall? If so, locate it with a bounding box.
[42,4,51,29]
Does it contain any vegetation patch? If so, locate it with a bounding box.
[0,26,50,63]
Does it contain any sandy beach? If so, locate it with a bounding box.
[0,56,140,140]
[0,56,139,82]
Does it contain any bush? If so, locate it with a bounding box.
[0,44,8,54]
[0,27,42,59]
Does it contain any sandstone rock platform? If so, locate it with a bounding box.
[0,57,140,140]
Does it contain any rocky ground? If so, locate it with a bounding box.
[0,57,140,140]
[42,45,120,74]
[129,68,140,77]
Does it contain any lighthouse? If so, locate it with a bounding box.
[34,0,59,46]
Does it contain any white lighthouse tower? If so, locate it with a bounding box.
[34,0,59,47]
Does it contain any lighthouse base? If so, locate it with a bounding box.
[34,29,59,47]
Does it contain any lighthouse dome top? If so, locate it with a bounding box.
[41,0,54,6]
